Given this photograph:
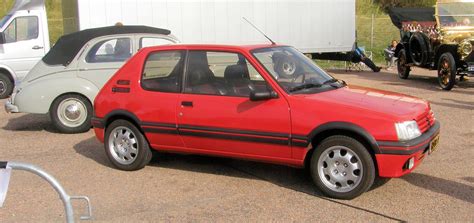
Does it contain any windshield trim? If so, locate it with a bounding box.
[250,46,339,95]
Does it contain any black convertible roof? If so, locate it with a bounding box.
[388,7,436,29]
[42,25,171,66]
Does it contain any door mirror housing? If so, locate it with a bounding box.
[250,89,278,101]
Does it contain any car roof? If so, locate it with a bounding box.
[42,25,171,66]
[141,43,288,52]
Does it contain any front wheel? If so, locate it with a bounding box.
[437,53,457,90]
[105,120,152,171]
[310,135,375,199]
[397,49,410,79]
[50,94,92,133]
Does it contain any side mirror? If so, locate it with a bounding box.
[0,32,5,44]
[250,89,278,101]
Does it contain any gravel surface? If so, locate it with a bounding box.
[0,68,473,222]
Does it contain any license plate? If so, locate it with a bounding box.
[429,134,440,155]
[468,66,474,72]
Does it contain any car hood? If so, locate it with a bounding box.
[293,85,429,120]
[20,60,68,84]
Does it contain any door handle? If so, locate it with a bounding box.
[181,101,193,107]
[32,45,44,50]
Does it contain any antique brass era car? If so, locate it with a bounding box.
[390,0,474,90]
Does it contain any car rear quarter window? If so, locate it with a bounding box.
[141,50,184,93]
[86,38,132,63]
[185,51,269,97]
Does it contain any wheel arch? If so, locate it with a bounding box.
[103,109,143,132]
[303,122,380,169]
[0,66,16,83]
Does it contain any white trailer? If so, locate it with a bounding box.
[75,0,356,54]
[0,0,355,98]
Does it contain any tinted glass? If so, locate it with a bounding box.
[4,16,38,43]
[185,51,268,97]
[86,38,132,63]
[142,50,184,93]
[252,46,337,94]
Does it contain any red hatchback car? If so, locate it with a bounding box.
[92,44,440,199]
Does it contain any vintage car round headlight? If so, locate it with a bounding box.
[461,40,472,55]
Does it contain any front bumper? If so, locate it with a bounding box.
[375,121,440,177]
[4,99,19,113]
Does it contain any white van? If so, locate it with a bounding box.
[0,0,49,98]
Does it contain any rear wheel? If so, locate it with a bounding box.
[105,120,152,171]
[310,135,375,199]
[437,53,457,90]
[50,94,92,133]
[397,49,410,79]
[0,73,13,99]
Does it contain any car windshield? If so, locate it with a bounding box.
[252,46,339,94]
[437,2,474,28]
[0,15,11,29]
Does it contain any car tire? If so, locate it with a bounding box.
[105,119,152,171]
[310,135,375,200]
[409,32,429,66]
[0,73,13,99]
[437,52,457,91]
[50,94,92,133]
[397,49,411,79]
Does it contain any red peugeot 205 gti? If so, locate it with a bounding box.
[92,44,440,199]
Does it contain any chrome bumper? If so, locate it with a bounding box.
[4,99,19,113]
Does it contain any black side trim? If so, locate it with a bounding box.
[0,161,7,169]
[142,127,178,134]
[307,122,381,153]
[179,130,289,145]
[179,124,289,138]
[141,122,176,128]
[91,117,104,128]
[378,121,440,155]
[291,135,309,147]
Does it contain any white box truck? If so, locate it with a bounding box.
[0,0,355,98]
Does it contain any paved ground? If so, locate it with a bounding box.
[0,68,473,222]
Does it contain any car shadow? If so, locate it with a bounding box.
[73,136,405,221]
[402,173,474,204]
[2,113,60,133]
[329,69,474,94]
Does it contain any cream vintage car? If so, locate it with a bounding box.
[5,25,179,133]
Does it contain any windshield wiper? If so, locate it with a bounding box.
[323,78,346,88]
[288,83,322,92]
[322,79,337,85]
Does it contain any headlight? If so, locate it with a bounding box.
[395,120,421,141]
[461,40,472,55]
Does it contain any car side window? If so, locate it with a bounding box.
[141,50,184,93]
[4,16,38,43]
[85,38,132,63]
[139,37,174,49]
[185,51,269,97]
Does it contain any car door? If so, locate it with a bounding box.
[177,50,292,158]
[1,15,45,80]
[134,49,186,148]
[76,35,134,90]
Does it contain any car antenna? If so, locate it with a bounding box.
[243,17,276,45]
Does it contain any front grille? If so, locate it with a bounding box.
[416,109,436,133]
